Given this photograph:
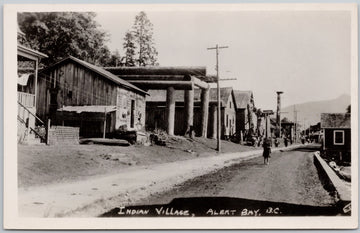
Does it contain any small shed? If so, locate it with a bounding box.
[321,113,351,162]
[38,56,147,138]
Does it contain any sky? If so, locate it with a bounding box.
[95,10,351,111]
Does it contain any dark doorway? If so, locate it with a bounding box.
[130,100,135,128]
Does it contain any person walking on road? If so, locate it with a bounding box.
[262,137,271,165]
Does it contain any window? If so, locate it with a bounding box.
[333,130,345,145]
[226,114,229,127]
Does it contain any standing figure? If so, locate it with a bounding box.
[284,136,288,147]
[301,135,305,144]
[263,137,271,165]
[274,137,280,147]
[258,136,263,147]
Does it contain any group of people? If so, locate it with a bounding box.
[274,135,292,147]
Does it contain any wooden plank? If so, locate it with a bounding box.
[116,75,189,81]
[85,70,91,105]
[110,85,116,105]
[88,70,93,104]
[93,73,98,105]
[98,77,104,105]
[73,65,78,105]
[68,63,74,105]
[99,76,105,105]
[79,67,85,104]
[105,66,206,76]
[128,80,193,90]
[55,67,62,109]
[76,66,81,105]
[104,79,110,105]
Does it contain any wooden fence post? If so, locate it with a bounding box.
[46,119,51,145]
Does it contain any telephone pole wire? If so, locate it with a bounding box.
[207,44,229,152]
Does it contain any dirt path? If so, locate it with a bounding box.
[18,137,258,188]
[135,148,335,207]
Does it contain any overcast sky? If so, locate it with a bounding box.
[95,10,351,111]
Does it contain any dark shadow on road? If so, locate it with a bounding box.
[292,145,322,152]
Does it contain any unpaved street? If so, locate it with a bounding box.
[134,146,335,207]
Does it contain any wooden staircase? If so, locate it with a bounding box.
[17,101,47,145]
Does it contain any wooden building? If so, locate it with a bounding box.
[321,113,351,162]
[105,66,213,137]
[208,87,237,139]
[145,87,236,139]
[233,90,257,141]
[17,44,48,144]
[38,56,147,138]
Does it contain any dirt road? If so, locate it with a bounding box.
[134,147,335,207]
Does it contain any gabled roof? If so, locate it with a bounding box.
[209,87,234,106]
[41,56,147,95]
[233,90,253,109]
[321,113,351,128]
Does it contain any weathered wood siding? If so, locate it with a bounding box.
[38,62,117,120]
[115,87,146,131]
[37,61,145,133]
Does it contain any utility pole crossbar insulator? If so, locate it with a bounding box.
[219,78,237,81]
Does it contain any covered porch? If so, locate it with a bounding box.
[106,66,216,137]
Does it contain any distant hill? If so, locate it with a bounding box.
[281,94,351,127]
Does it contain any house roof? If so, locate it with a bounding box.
[233,90,253,109]
[41,56,147,95]
[321,113,351,128]
[18,44,48,59]
[146,87,233,106]
[209,87,234,106]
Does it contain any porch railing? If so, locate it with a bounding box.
[17,100,47,143]
[18,92,35,108]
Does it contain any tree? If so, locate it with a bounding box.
[18,12,112,66]
[103,50,122,67]
[131,11,158,66]
[346,105,351,113]
[122,31,136,66]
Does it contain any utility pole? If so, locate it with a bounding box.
[207,44,229,152]
[293,105,298,143]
